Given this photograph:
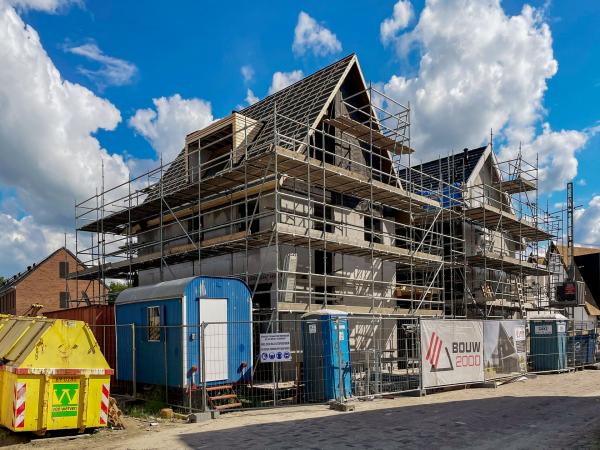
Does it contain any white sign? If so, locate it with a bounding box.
[535,325,553,335]
[260,333,292,362]
[421,320,484,388]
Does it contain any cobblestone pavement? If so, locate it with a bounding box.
[9,371,600,450]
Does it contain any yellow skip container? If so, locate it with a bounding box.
[0,315,113,434]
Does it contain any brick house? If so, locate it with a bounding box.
[0,247,107,315]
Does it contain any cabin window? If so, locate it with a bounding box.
[59,291,70,309]
[59,261,69,279]
[147,306,161,342]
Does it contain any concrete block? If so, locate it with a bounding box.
[187,410,220,423]
[329,402,355,412]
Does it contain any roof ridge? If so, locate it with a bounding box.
[240,53,355,114]
[0,247,80,293]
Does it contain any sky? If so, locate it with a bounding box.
[0,0,599,276]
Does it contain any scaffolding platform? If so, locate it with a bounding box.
[464,204,552,241]
[467,252,549,276]
[73,221,443,280]
[323,117,414,154]
[276,301,442,316]
[81,145,439,234]
[494,178,536,194]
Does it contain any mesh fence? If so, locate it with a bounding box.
[87,317,598,413]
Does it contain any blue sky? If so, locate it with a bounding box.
[0,0,599,275]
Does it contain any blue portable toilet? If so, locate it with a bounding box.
[301,310,351,402]
[115,276,252,389]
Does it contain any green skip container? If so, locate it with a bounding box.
[529,320,568,372]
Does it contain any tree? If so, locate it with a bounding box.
[0,276,5,286]
[107,281,128,304]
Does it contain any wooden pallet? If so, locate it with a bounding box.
[206,385,242,411]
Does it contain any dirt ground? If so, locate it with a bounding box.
[3,370,600,449]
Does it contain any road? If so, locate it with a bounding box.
[5,370,600,449]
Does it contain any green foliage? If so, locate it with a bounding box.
[123,399,167,418]
[107,281,128,304]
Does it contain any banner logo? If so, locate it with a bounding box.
[425,332,454,372]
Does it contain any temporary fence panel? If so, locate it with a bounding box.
[98,316,600,414]
[347,317,421,397]
[567,322,596,367]
[483,320,527,380]
[420,320,484,388]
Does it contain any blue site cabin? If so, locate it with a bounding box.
[114,276,253,388]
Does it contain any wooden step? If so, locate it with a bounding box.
[214,402,242,410]
[206,384,232,392]
[209,394,237,401]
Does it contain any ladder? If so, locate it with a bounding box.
[515,280,525,317]
[206,385,242,411]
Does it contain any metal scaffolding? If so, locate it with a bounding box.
[70,55,558,321]
[462,148,558,318]
[72,82,465,319]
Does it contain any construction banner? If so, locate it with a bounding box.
[483,320,527,380]
[420,320,484,388]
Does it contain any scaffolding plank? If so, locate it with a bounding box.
[324,117,414,154]
[274,146,439,210]
[80,146,440,235]
[276,302,442,316]
[494,178,536,194]
[466,253,549,276]
[71,220,443,280]
[464,204,552,241]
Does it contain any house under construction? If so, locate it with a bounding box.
[71,54,556,320]
[402,146,556,319]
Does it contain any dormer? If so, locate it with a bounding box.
[185,112,260,182]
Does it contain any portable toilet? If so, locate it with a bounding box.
[529,318,568,372]
[115,276,252,390]
[0,315,113,433]
[301,310,351,402]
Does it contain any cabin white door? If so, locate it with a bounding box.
[199,298,228,382]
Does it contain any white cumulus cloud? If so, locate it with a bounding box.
[268,70,304,95]
[380,0,414,45]
[381,0,590,192]
[241,65,254,83]
[0,3,130,229]
[0,213,72,276]
[66,42,138,90]
[292,11,342,57]
[245,88,259,105]
[575,196,600,247]
[2,0,78,12]
[498,124,589,192]
[129,94,214,162]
